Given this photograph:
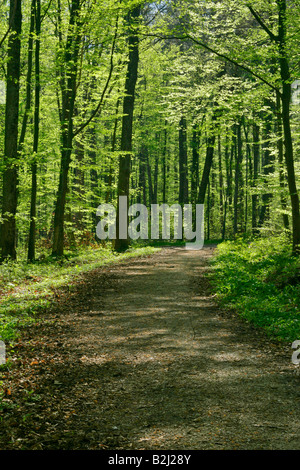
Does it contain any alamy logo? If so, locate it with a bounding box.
[96,196,204,250]
[291,340,300,365]
[0,340,5,365]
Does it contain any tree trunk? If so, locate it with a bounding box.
[72,137,85,233]
[206,179,210,240]
[222,132,234,240]
[18,0,35,151]
[233,122,243,235]
[277,0,300,254]
[178,116,188,204]
[28,0,41,262]
[218,133,224,233]
[147,153,154,204]
[275,90,289,230]
[197,113,217,205]
[89,124,98,231]
[115,5,141,252]
[191,124,199,206]
[105,96,120,204]
[252,122,260,233]
[162,123,167,204]
[258,101,273,228]
[0,0,22,261]
[243,122,251,233]
[153,152,158,205]
[137,143,147,206]
[52,0,82,256]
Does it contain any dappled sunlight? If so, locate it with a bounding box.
[3,247,297,450]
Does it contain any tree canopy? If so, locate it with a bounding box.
[0,0,299,259]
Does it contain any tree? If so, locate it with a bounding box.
[28,0,41,261]
[52,0,118,256]
[0,0,22,261]
[115,4,142,252]
[51,0,83,257]
[247,1,300,253]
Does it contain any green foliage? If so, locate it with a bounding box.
[210,234,300,342]
[0,0,299,344]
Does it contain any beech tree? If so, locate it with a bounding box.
[0,0,298,259]
[115,3,142,252]
[0,0,22,261]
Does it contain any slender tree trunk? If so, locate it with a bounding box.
[233,122,243,235]
[0,0,22,261]
[191,124,199,206]
[162,123,167,204]
[243,122,251,233]
[197,114,217,205]
[115,5,141,252]
[147,153,154,204]
[178,116,188,204]
[258,101,273,228]
[52,146,73,256]
[222,133,234,240]
[28,0,40,261]
[105,96,120,204]
[72,137,85,233]
[252,122,260,234]
[275,91,289,230]
[19,0,35,151]
[206,179,210,240]
[137,143,147,206]
[89,125,98,231]
[218,133,224,233]
[153,153,158,204]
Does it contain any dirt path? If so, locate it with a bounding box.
[1,247,299,450]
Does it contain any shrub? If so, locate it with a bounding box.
[210,234,300,342]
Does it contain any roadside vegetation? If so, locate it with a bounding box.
[211,234,300,343]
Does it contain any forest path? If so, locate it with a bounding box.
[1,247,299,449]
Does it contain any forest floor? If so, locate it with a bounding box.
[0,246,299,450]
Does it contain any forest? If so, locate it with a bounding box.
[0,0,299,452]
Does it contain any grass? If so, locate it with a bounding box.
[210,234,300,343]
[0,243,160,344]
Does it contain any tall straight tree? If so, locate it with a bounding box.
[251,121,260,233]
[115,4,141,252]
[52,2,118,256]
[197,111,217,205]
[0,0,22,261]
[52,0,83,256]
[233,121,243,235]
[275,90,289,231]
[248,0,300,255]
[28,0,41,261]
[258,102,273,228]
[178,116,188,204]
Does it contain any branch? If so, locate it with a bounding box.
[72,14,119,138]
[145,32,280,94]
[41,0,53,23]
[247,5,278,42]
[0,0,19,49]
[0,26,11,49]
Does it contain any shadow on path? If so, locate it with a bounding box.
[0,247,299,450]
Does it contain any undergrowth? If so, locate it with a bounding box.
[210,234,300,343]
